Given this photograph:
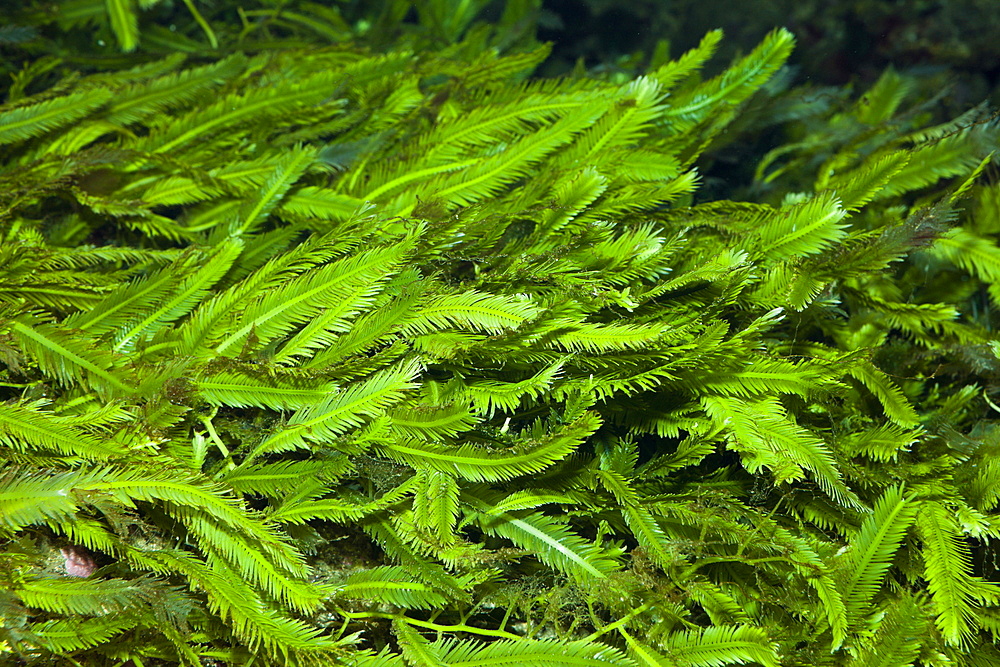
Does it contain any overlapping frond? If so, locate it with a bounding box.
[659,624,780,667]
[249,358,423,459]
[0,89,113,144]
[4,6,999,666]
[475,506,621,582]
[377,409,598,482]
[7,318,133,398]
[337,566,449,610]
[0,401,122,460]
[835,485,917,634]
[916,500,1000,647]
[754,191,850,260]
[702,395,862,509]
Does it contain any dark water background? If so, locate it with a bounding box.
[538,0,999,111]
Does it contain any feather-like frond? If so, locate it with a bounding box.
[597,469,677,570]
[231,146,317,236]
[105,0,139,51]
[475,506,620,582]
[462,359,566,415]
[663,27,795,133]
[387,402,478,441]
[432,636,634,666]
[754,191,849,260]
[22,617,137,653]
[8,318,132,398]
[337,566,448,610]
[248,358,423,460]
[916,500,999,647]
[0,89,113,144]
[111,239,243,353]
[212,239,412,357]
[0,467,86,531]
[843,593,924,667]
[0,402,121,460]
[659,624,780,667]
[378,409,598,482]
[105,53,247,126]
[835,485,917,633]
[411,469,461,542]
[846,360,921,427]
[702,395,862,509]
[687,357,833,399]
[194,370,336,410]
[839,423,922,462]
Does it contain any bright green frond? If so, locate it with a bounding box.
[194,370,336,410]
[462,359,566,416]
[105,0,139,51]
[846,360,921,427]
[105,53,247,125]
[402,290,542,336]
[24,617,137,653]
[387,402,479,441]
[476,507,620,582]
[379,409,598,482]
[9,318,133,397]
[231,145,318,235]
[836,485,917,629]
[220,460,339,498]
[839,423,922,462]
[663,27,795,132]
[916,500,997,647]
[755,191,849,260]
[0,401,121,459]
[930,227,1000,308]
[0,88,113,145]
[822,151,910,211]
[338,566,448,610]
[18,576,161,616]
[702,395,862,509]
[660,624,780,667]
[411,469,460,542]
[279,186,366,223]
[112,239,243,352]
[213,239,412,356]
[435,636,635,666]
[689,357,831,398]
[178,509,320,612]
[598,469,677,571]
[0,468,84,532]
[844,593,924,667]
[881,124,995,198]
[249,358,423,459]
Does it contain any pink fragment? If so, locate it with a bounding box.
[60,546,97,577]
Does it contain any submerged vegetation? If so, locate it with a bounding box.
[1,1,1000,665]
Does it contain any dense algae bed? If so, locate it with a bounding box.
[1,1,1000,665]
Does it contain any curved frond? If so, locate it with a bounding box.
[660,624,780,667]
[916,500,998,647]
[378,410,599,482]
[249,358,423,459]
[8,318,133,398]
[836,485,917,632]
[474,505,620,582]
[0,402,121,460]
[0,88,113,144]
[337,566,448,610]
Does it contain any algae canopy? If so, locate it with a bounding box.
[1,1,999,666]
